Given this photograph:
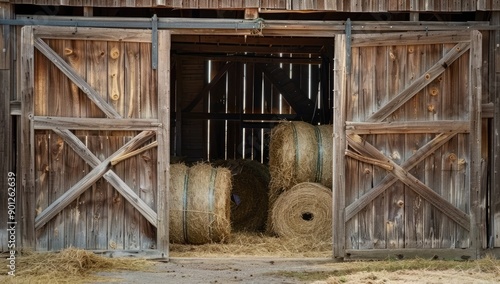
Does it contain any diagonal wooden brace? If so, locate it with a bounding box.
[367,42,470,122]
[51,129,158,227]
[34,130,155,229]
[346,133,471,231]
[33,37,122,119]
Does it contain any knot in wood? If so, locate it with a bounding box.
[397,200,404,207]
[110,47,120,59]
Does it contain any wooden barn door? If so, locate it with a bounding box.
[333,31,482,260]
[20,26,170,257]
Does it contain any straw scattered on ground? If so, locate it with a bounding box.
[170,231,331,258]
[0,247,152,284]
[277,255,500,283]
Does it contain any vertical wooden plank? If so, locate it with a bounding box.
[124,42,141,250]
[372,46,389,249]
[345,46,360,250]
[385,45,406,249]
[108,41,125,117]
[455,47,471,248]
[423,43,444,249]
[332,34,346,259]
[34,133,49,251]
[0,3,12,251]
[439,43,458,249]
[0,3,13,251]
[470,30,482,255]
[358,46,376,250]
[157,29,170,257]
[125,42,140,119]
[490,13,500,249]
[20,26,36,249]
[108,136,125,250]
[87,40,108,118]
[404,44,426,249]
[140,42,157,119]
[47,133,64,251]
[124,137,140,250]
[139,147,157,249]
[87,135,109,249]
[64,134,86,248]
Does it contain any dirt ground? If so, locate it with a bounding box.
[95,257,500,284]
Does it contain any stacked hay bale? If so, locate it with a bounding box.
[213,159,270,232]
[169,163,232,244]
[267,121,333,237]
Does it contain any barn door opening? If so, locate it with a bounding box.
[20,26,170,257]
[333,31,482,260]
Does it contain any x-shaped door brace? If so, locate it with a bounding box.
[32,37,159,229]
[346,133,470,230]
[343,41,472,231]
[34,130,158,229]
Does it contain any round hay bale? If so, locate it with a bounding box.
[269,121,332,193]
[213,159,270,232]
[271,182,332,240]
[169,163,232,244]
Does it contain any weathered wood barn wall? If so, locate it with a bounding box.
[1,0,500,260]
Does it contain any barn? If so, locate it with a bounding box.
[0,0,499,261]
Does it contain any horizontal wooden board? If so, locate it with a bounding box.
[6,0,496,11]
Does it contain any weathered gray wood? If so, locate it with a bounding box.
[470,30,483,255]
[348,134,471,231]
[346,133,457,220]
[33,27,151,42]
[491,12,500,249]
[346,120,470,134]
[33,37,121,119]
[367,42,470,122]
[33,116,159,130]
[156,29,170,258]
[20,26,36,249]
[351,31,471,47]
[345,149,393,171]
[345,248,476,261]
[34,131,155,229]
[51,128,158,227]
[103,170,158,227]
[332,34,346,259]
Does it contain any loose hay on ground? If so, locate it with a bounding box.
[170,231,331,258]
[0,248,151,284]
